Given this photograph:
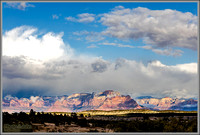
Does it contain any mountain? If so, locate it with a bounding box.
[2,90,141,113]
[2,91,197,113]
[136,96,154,99]
[136,96,197,111]
[169,99,197,111]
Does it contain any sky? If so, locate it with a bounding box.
[2,2,198,99]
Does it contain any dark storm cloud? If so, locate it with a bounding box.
[3,56,37,79]
[91,60,108,73]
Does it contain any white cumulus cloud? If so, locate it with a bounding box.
[30,96,40,103]
[100,6,197,50]
[3,25,73,62]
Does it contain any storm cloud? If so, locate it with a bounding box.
[2,56,197,99]
[2,26,198,99]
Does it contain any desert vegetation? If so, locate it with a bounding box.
[3,109,197,132]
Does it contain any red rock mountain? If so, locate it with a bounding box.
[2,90,197,113]
[2,90,141,113]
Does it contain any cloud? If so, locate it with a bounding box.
[30,96,41,103]
[149,60,197,74]
[161,89,195,99]
[3,25,73,61]
[73,30,90,36]
[172,63,198,74]
[73,31,104,42]
[87,44,98,48]
[91,59,109,73]
[69,7,197,56]
[3,57,197,99]
[2,56,38,79]
[3,26,198,99]
[52,14,59,19]
[100,6,197,50]
[4,95,18,101]
[66,13,95,23]
[142,46,183,56]
[100,42,134,48]
[5,2,35,10]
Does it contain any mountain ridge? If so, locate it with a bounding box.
[2,90,197,113]
[136,96,197,111]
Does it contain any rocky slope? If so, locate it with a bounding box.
[2,90,141,113]
[136,96,197,111]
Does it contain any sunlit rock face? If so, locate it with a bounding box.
[47,100,72,112]
[47,90,141,112]
[136,97,197,111]
[10,99,21,107]
[97,95,140,111]
[2,90,197,113]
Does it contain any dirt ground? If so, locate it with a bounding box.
[32,123,114,133]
